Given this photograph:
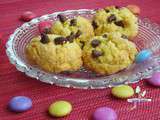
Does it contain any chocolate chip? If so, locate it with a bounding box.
[54,37,67,45]
[121,34,128,39]
[44,28,52,34]
[114,20,125,27]
[70,19,77,26]
[102,34,107,38]
[92,20,98,29]
[115,6,120,9]
[92,50,103,58]
[66,32,75,43]
[107,14,116,23]
[75,30,82,38]
[91,39,101,48]
[104,9,110,13]
[80,41,85,49]
[57,14,67,23]
[40,33,50,44]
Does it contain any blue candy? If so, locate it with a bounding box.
[135,49,152,63]
[9,96,32,112]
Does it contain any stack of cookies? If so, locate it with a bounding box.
[26,5,139,75]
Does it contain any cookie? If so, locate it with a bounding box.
[82,32,138,75]
[92,6,138,39]
[25,33,82,73]
[51,15,94,48]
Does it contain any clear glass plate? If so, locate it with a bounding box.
[6,9,160,89]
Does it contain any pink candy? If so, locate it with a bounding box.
[38,21,52,34]
[20,11,36,22]
[127,4,140,15]
[92,107,117,120]
[147,72,160,86]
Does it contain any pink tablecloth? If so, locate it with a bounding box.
[0,0,160,120]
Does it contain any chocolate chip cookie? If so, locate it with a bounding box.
[25,34,82,73]
[82,32,138,75]
[92,6,138,39]
[51,15,94,48]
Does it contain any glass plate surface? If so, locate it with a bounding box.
[6,9,160,89]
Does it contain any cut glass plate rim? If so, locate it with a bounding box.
[6,9,160,89]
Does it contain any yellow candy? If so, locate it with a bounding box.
[111,85,134,99]
[48,100,72,117]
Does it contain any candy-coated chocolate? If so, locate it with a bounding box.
[111,85,134,99]
[48,100,72,117]
[127,4,140,15]
[93,107,117,120]
[147,72,160,86]
[135,49,152,63]
[20,11,36,22]
[38,21,52,34]
[8,96,32,112]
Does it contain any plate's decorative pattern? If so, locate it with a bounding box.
[6,9,160,89]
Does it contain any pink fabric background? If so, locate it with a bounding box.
[0,0,160,119]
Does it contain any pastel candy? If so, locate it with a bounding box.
[93,107,117,120]
[38,21,52,34]
[135,49,152,63]
[9,96,32,112]
[147,72,160,86]
[20,11,36,22]
[48,100,72,117]
[127,4,140,15]
[111,85,134,99]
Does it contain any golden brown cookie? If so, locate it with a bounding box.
[51,15,94,48]
[25,33,82,73]
[82,32,138,75]
[92,6,138,39]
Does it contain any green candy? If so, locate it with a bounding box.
[111,85,134,99]
[48,100,72,117]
